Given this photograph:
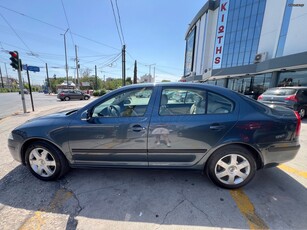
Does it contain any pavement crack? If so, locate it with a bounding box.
[181,189,214,226]
[156,199,185,228]
[58,178,83,230]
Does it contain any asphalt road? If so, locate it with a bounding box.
[0,92,62,119]
[0,97,306,230]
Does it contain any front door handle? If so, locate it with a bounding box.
[132,125,146,132]
[210,123,225,131]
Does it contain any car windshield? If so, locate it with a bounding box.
[262,88,296,96]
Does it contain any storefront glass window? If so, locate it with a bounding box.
[222,0,266,67]
[278,69,307,86]
[275,0,294,57]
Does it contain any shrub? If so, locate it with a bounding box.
[93,90,100,96]
[93,89,107,97]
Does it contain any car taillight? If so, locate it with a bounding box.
[60,93,64,96]
[285,95,298,102]
[257,95,263,100]
[294,111,301,137]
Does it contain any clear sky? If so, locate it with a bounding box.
[0,0,205,85]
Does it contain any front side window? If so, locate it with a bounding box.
[92,88,152,117]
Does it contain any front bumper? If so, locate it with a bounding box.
[8,135,24,164]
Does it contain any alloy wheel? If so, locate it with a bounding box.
[214,154,251,185]
[29,147,57,177]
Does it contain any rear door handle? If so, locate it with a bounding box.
[210,123,225,131]
[132,125,146,132]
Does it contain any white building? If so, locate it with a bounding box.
[183,0,307,97]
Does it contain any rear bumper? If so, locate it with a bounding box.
[261,142,300,166]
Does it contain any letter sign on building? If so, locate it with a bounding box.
[212,0,229,69]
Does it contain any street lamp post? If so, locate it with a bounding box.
[61,29,69,88]
[145,63,155,83]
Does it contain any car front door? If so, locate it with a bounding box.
[148,86,239,167]
[68,87,155,167]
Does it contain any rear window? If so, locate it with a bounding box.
[263,88,296,96]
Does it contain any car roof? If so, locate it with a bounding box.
[271,86,307,89]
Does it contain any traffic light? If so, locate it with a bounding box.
[9,51,20,70]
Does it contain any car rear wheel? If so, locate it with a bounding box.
[206,145,256,189]
[84,96,90,100]
[25,141,69,181]
[64,96,70,101]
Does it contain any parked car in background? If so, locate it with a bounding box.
[18,89,29,94]
[57,90,90,101]
[257,87,307,118]
[8,83,301,189]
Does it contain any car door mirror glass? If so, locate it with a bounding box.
[81,110,91,121]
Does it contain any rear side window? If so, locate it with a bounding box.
[207,92,234,114]
[263,88,296,96]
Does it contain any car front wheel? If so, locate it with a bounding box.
[25,141,69,181]
[206,145,256,189]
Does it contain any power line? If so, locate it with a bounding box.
[82,53,120,64]
[110,0,124,45]
[0,12,46,63]
[115,0,125,44]
[0,5,120,51]
[98,52,122,68]
[60,0,75,46]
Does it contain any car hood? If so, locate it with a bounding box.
[14,109,79,130]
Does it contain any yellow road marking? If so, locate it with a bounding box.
[230,189,268,230]
[19,189,73,230]
[278,164,307,179]
[19,211,44,230]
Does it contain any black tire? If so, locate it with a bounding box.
[25,141,69,181]
[64,96,70,101]
[84,96,90,100]
[206,145,256,189]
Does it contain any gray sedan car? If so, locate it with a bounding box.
[8,83,301,189]
[57,90,90,101]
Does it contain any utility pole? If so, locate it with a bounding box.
[122,45,126,86]
[18,60,26,113]
[26,65,34,112]
[0,66,4,88]
[4,63,10,88]
[146,63,155,82]
[75,45,79,89]
[61,29,69,88]
[45,63,50,93]
[95,65,98,90]
[133,60,137,84]
[153,66,155,83]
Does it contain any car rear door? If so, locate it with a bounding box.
[147,86,239,167]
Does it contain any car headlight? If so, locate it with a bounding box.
[8,132,14,140]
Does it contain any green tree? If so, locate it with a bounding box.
[105,78,122,90]
[126,77,132,85]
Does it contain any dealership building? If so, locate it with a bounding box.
[183,0,307,97]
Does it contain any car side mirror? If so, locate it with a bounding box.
[123,99,131,105]
[81,110,91,121]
